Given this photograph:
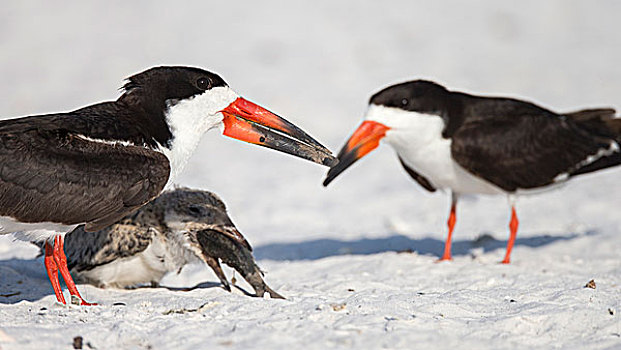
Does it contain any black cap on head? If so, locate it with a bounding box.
[121,66,229,102]
[369,80,449,115]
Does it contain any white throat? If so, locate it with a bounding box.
[366,104,446,144]
[365,104,503,195]
[159,86,238,186]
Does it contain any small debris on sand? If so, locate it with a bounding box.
[584,279,596,289]
[331,303,346,312]
[163,301,220,315]
[73,336,83,349]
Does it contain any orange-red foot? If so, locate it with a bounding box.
[53,236,97,306]
[437,250,453,262]
[436,256,453,263]
[44,241,66,304]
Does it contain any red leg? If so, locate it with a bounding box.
[53,236,96,306]
[501,206,519,264]
[439,196,457,261]
[44,240,66,304]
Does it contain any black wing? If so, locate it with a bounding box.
[0,116,170,231]
[398,157,436,192]
[450,101,618,192]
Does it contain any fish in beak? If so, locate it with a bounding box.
[323,120,390,186]
[220,97,337,167]
[195,226,285,299]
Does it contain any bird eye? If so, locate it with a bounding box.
[196,77,211,90]
[188,205,202,216]
[401,99,408,106]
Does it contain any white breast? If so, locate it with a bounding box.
[76,246,170,289]
[74,230,200,288]
[158,86,239,188]
[366,105,504,195]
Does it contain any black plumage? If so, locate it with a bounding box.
[372,81,621,192]
[2,66,335,304]
[325,80,620,263]
[0,124,170,230]
[0,66,231,231]
[398,157,436,192]
[449,100,619,192]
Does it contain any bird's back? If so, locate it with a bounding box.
[449,93,621,191]
[0,105,170,239]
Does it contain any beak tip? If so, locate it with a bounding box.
[322,172,336,187]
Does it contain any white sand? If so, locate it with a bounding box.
[0,1,619,349]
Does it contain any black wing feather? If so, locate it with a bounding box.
[451,100,618,192]
[398,157,436,192]
[0,116,170,231]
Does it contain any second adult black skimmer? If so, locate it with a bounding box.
[0,66,334,304]
[323,80,620,263]
[61,188,283,299]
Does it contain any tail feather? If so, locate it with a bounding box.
[563,108,621,177]
[570,151,621,176]
[564,107,620,138]
[605,117,621,136]
[564,108,616,122]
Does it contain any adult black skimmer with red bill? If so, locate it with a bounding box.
[323,80,620,263]
[0,66,335,305]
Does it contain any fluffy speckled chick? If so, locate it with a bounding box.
[63,188,283,299]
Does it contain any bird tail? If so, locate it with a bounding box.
[605,116,621,136]
[564,108,621,176]
[563,108,616,122]
[564,108,621,136]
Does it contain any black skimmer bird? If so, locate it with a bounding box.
[0,66,333,304]
[323,80,620,263]
[61,188,283,299]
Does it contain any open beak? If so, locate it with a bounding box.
[323,120,390,186]
[221,97,337,167]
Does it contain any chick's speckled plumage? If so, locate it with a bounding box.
[63,188,283,299]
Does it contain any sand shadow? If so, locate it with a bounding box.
[0,230,594,303]
[0,258,229,304]
[253,230,594,261]
[0,257,53,303]
[155,281,224,291]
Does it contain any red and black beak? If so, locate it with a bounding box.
[323,120,390,186]
[220,97,337,167]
